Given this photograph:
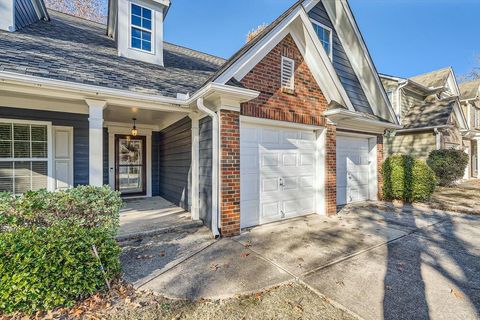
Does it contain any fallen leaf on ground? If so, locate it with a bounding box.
[450,288,464,299]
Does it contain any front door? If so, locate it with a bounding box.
[115,135,146,196]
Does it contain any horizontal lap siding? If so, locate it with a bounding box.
[0,107,89,186]
[15,0,39,30]
[308,2,373,115]
[158,117,191,211]
[199,116,212,229]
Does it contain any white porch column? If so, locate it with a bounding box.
[189,113,200,220]
[85,99,107,187]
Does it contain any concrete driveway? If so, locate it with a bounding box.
[120,202,480,320]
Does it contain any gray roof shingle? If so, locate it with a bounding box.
[409,67,452,89]
[459,79,480,100]
[0,10,226,97]
[401,98,456,129]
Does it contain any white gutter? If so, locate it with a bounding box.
[0,71,259,108]
[324,108,402,129]
[397,125,453,133]
[196,98,220,238]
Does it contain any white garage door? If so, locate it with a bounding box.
[240,123,317,228]
[336,136,371,205]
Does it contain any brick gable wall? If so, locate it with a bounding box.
[240,34,328,126]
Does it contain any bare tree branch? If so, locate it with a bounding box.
[45,0,107,24]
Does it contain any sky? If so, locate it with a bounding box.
[162,0,480,79]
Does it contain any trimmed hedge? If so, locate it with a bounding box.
[427,149,469,186]
[382,154,437,202]
[0,186,122,315]
[0,185,122,233]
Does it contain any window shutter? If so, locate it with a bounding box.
[281,56,294,90]
[53,126,73,190]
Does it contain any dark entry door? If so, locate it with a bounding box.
[115,135,146,196]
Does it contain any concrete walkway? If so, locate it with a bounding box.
[120,202,480,320]
[118,197,196,239]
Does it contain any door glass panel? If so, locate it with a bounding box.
[117,137,144,195]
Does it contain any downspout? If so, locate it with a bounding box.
[197,98,220,238]
[434,128,441,150]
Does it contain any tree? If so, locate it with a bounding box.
[461,54,480,82]
[44,0,107,24]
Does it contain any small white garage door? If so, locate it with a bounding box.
[240,123,318,228]
[336,135,373,205]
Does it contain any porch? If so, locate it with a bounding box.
[118,196,194,238]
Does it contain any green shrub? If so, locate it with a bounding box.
[0,185,122,233]
[0,186,122,315]
[427,149,469,186]
[0,223,121,314]
[382,154,437,202]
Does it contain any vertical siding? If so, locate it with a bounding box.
[158,117,192,211]
[152,131,160,196]
[15,0,39,30]
[308,2,373,114]
[0,107,89,186]
[103,128,109,185]
[199,116,212,228]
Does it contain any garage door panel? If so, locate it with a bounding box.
[336,136,372,205]
[241,123,319,228]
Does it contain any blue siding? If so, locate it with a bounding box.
[15,0,39,30]
[0,107,89,186]
[152,131,160,196]
[308,2,373,115]
[158,117,192,210]
[103,128,109,185]
[199,116,212,229]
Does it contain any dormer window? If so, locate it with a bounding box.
[311,20,332,60]
[130,3,153,53]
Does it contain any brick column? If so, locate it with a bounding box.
[326,124,336,215]
[377,135,384,200]
[219,110,241,236]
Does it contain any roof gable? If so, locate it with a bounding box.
[317,0,397,123]
[459,79,480,101]
[212,3,356,113]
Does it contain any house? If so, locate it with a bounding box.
[0,0,399,237]
[459,79,480,178]
[380,68,478,178]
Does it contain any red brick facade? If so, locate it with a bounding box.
[377,135,384,200]
[326,124,337,215]
[219,110,241,236]
[240,34,328,126]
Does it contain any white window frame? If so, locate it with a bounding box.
[0,118,53,193]
[310,19,333,60]
[281,56,295,90]
[129,1,155,54]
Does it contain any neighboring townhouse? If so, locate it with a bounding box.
[459,79,480,178]
[380,68,472,174]
[0,0,399,237]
